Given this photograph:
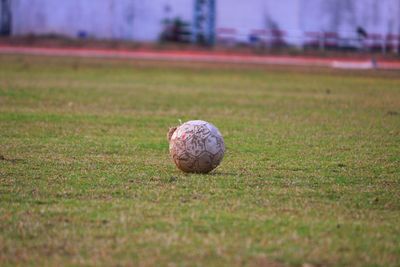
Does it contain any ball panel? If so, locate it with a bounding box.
[196,151,213,173]
[169,138,185,156]
[211,149,224,168]
[185,135,206,156]
[205,134,223,155]
[204,122,222,137]
[173,152,196,173]
[193,124,211,137]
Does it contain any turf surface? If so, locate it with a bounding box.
[0,54,399,267]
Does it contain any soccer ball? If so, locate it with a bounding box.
[168,120,225,173]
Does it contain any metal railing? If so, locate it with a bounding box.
[216,28,400,54]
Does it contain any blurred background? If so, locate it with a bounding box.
[1,0,399,54]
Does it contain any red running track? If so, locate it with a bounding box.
[0,45,399,70]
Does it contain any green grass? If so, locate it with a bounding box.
[0,54,399,267]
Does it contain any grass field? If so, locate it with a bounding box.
[0,54,399,267]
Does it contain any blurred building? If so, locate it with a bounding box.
[1,0,399,50]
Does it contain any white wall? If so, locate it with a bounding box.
[131,0,192,41]
[8,0,400,45]
[11,0,192,41]
[299,0,400,38]
[217,0,400,45]
[216,0,301,43]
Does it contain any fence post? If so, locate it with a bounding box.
[319,31,325,51]
[382,38,386,54]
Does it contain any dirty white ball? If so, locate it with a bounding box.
[168,120,225,173]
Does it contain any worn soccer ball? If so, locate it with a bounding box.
[168,120,225,173]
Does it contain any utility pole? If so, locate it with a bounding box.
[193,0,216,46]
[0,0,12,35]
